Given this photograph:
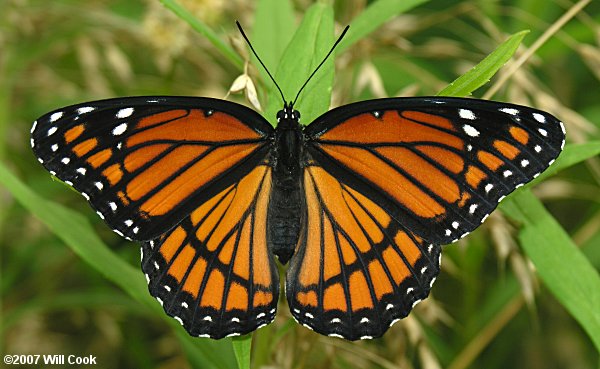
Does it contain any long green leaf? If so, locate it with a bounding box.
[252,0,295,73]
[437,31,529,97]
[0,162,237,369]
[264,3,334,124]
[501,190,600,352]
[337,0,429,52]
[232,335,252,369]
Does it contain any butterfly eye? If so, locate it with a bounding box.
[276,110,284,121]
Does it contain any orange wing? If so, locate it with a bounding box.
[141,164,279,339]
[305,98,565,245]
[31,97,273,241]
[286,163,440,340]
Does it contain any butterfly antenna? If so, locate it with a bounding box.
[292,25,349,107]
[236,21,287,106]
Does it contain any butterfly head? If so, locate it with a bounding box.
[276,102,301,126]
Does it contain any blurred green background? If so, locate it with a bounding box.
[1,0,600,368]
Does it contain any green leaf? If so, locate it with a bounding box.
[437,30,529,97]
[252,0,295,73]
[159,0,243,70]
[501,190,600,352]
[0,162,237,369]
[232,335,252,369]
[264,3,334,124]
[337,0,429,52]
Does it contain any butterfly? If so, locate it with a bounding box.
[30,24,566,341]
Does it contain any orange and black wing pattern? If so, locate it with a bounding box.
[30,97,273,241]
[287,97,565,339]
[286,163,440,340]
[141,164,279,339]
[304,97,565,245]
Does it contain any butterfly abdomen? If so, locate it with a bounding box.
[267,113,304,264]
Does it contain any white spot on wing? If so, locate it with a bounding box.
[469,204,478,214]
[521,159,529,167]
[452,221,459,229]
[116,107,134,118]
[94,181,103,190]
[499,108,519,115]
[51,144,58,152]
[47,126,58,136]
[77,106,95,114]
[534,145,542,153]
[61,157,70,164]
[112,122,128,136]
[31,121,38,133]
[108,202,117,211]
[76,167,86,175]
[532,112,546,123]
[360,317,370,323]
[182,302,188,308]
[463,124,480,137]
[50,112,63,122]
[485,183,494,193]
[459,109,476,120]
[503,170,513,177]
[538,128,548,137]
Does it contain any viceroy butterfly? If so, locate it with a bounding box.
[30,23,565,340]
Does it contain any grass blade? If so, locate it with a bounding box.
[0,162,237,369]
[337,0,429,52]
[501,190,600,352]
[232,335,252,369]
[160,0,243,70]
[437,30,529,97]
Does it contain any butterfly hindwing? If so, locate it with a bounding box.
[141,164,279,338]
[304,97,565,245]
[286,163,440,340]
[31,96,274,241]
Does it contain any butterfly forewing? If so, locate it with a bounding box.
[305,97,566,245]
[31,96,274,241]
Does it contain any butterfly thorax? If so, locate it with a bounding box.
[267,106,304,264]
